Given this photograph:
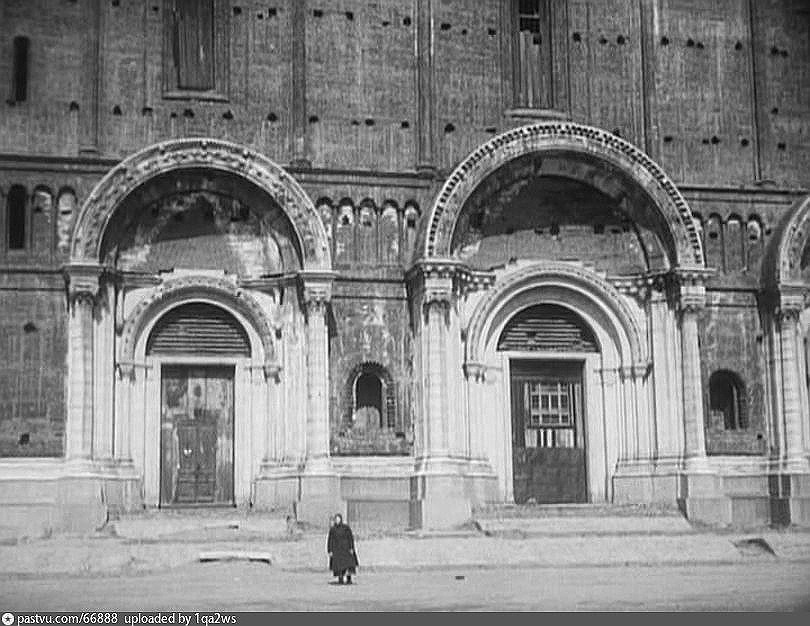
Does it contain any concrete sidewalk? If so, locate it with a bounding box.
[2,525,810,577]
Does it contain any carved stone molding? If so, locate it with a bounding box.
[417,122,705,269]
[119,274,277,366]
[598,367,620,385]
[465,261,649,367]
[70,138,331,271]
[764,194,810,290]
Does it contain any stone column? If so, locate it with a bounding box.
[93,283,115,463]
[114,363,135,463]
[64,264,103,462]
[418,275,454,459]
[678,284,707,468]
[463,363,488,461]
[296,272,339,525]
[408,261,475,528]
[303,280,332,467]
[777,293,807,469]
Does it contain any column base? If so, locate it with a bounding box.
[675,469,810,527]
[612,460,680,505]
[253,463,301,512]
[410,457,488,529]
[295,459,342,528]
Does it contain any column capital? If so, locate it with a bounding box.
[299,270,336,315]
[776,288,807,324]
[263,363,283,383]
[406,259,466,322]
[661,268,711,313]
[116,362,136,381]
[463,361,488,382]
[63,262,105,306]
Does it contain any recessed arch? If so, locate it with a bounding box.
[466,262,648,370]
[417,122,705,269]
[70,138,330,271]
[120,275,276,368]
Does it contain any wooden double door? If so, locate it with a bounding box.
[160,366,234,506]
[510,360,587,504]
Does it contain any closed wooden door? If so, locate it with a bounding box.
[160,366,234,506]
[511,360,587,504]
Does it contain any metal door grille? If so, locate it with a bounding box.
[497,304,598,352]
[147,302,250,356]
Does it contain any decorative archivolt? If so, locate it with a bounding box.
[465,262,649,369]
[763,194,810,293]
[119,275,277,369]
[70,138,331,271]
[418,122,705,269]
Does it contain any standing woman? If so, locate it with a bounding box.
[327,513,359,584]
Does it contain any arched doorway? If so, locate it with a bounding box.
[499,304,599,503]
[148,302,250,506]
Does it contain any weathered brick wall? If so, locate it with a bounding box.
[306,1,417,170]
[1,0,808,186]
[686,192,802,289]
[328,283,414,456]
[0,278,66,457]
[699,293,768,455]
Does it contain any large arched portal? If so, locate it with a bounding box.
[61,139,335,518]
[407,123,708,527]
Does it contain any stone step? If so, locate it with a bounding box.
[109,508,294,542]
[474,502,684,519]
[472,515,694,537]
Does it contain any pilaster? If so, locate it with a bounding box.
[63,263,103,462]
[674,271,709,471]
[300,272,335,470]
[776,289,809,471]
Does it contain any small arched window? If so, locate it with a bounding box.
[709,370,746,430]
[12,36,30,103]
[7,184,27,250]
[355,371,383,429]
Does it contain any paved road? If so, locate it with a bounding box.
[2,561,809,611]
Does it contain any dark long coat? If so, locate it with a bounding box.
[327,522,359,576]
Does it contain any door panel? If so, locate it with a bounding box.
[160,366,234,506]
[511,360,587,504]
